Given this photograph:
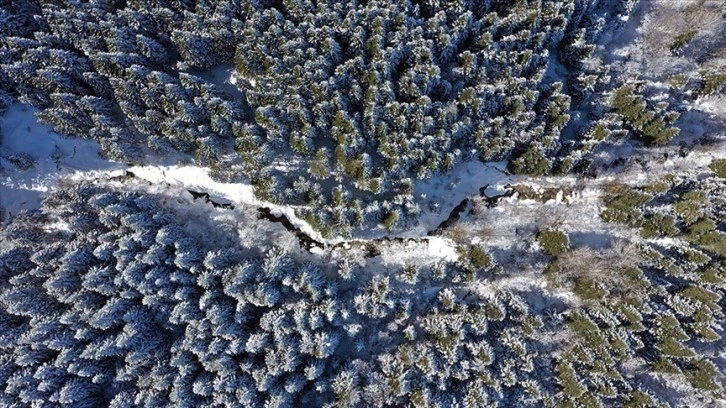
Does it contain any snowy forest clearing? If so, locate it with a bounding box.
[3,101,725,291]
[0,102,501,240]
[0,103,606,294]
[0,103,466,264]
[0,104,123,220]
[3,101,725,254]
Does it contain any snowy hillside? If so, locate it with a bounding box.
[1,0,725,407]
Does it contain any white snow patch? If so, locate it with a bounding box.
[648,236,684,249]
[376,236,459,269]
[197,64,242,97]
[410,160,511,236]
[424,236,459,262]
[43,219,72,234]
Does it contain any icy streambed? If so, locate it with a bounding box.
[0,104,465,260]
[93,166,469,261]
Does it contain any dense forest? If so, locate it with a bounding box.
[1,170,723,406]
[1,0,725,406]
[1,0,699,235]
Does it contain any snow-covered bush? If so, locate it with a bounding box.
[536,228,569,256]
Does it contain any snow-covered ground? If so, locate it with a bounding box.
[122,164,334,244]
[2,96,723,269]
[409,159,511,236]
[0,103,464,263]
[597,0,725,81]
[0,104,123,220]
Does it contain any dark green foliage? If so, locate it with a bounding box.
[555,359,584,399]
[695,72,726,98]
[682,359,721,391]
[623,390,655,408]
[508,146,551,176]
[673,190,707,225]
[567,312,608,355]
[455,244,494,281]
[309,148,331,179]
[544,261,560,287]
[642,178,672,195]
[610,85,680,145]
[601,184,652,225]
[639,213,677,238]
[467,245,493,270]
[687,218,717,238]
[709,159,726,178]
[572,278,606,300]
[680,285,720,310]
[589,123,610,141]
[683,218,726,255]
[669,29,697,55]
[382,211,399,231]
[667,74,690,90]
[537,228,569,256]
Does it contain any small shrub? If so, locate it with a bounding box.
[568,312,607,353]
[673,191,706,225]
[308,148,331,179]
[642,179,671,195]
[693,324,720,342]
[669,29,697,55]
[553,156,575,175]
[652,358,680,374]
[639,213,677,238]
[458,245,493,278]
[681,285,720,311]
[400,265,419,284]
[659,337,694,358]
[684,249,710,266]
[682,359,721,391]
[468,245,493,270]
[667,74,690,90]
[484,302,505,320]
[700,266,723,284]
[611,85,645,121]
[573,278,606,300]
[537,229,569,256]
[544,261,560,287]
[686,223,726,255]
[610,85,679,145]
[709,159,726,178]
[695,72,726,98]
[687,218,716,240]
[623,390,656,408]
[601,188,651,225]
[508,146,550,176]
[589,123,610,141]
[382,211,399,231]
[555,360,584,398]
